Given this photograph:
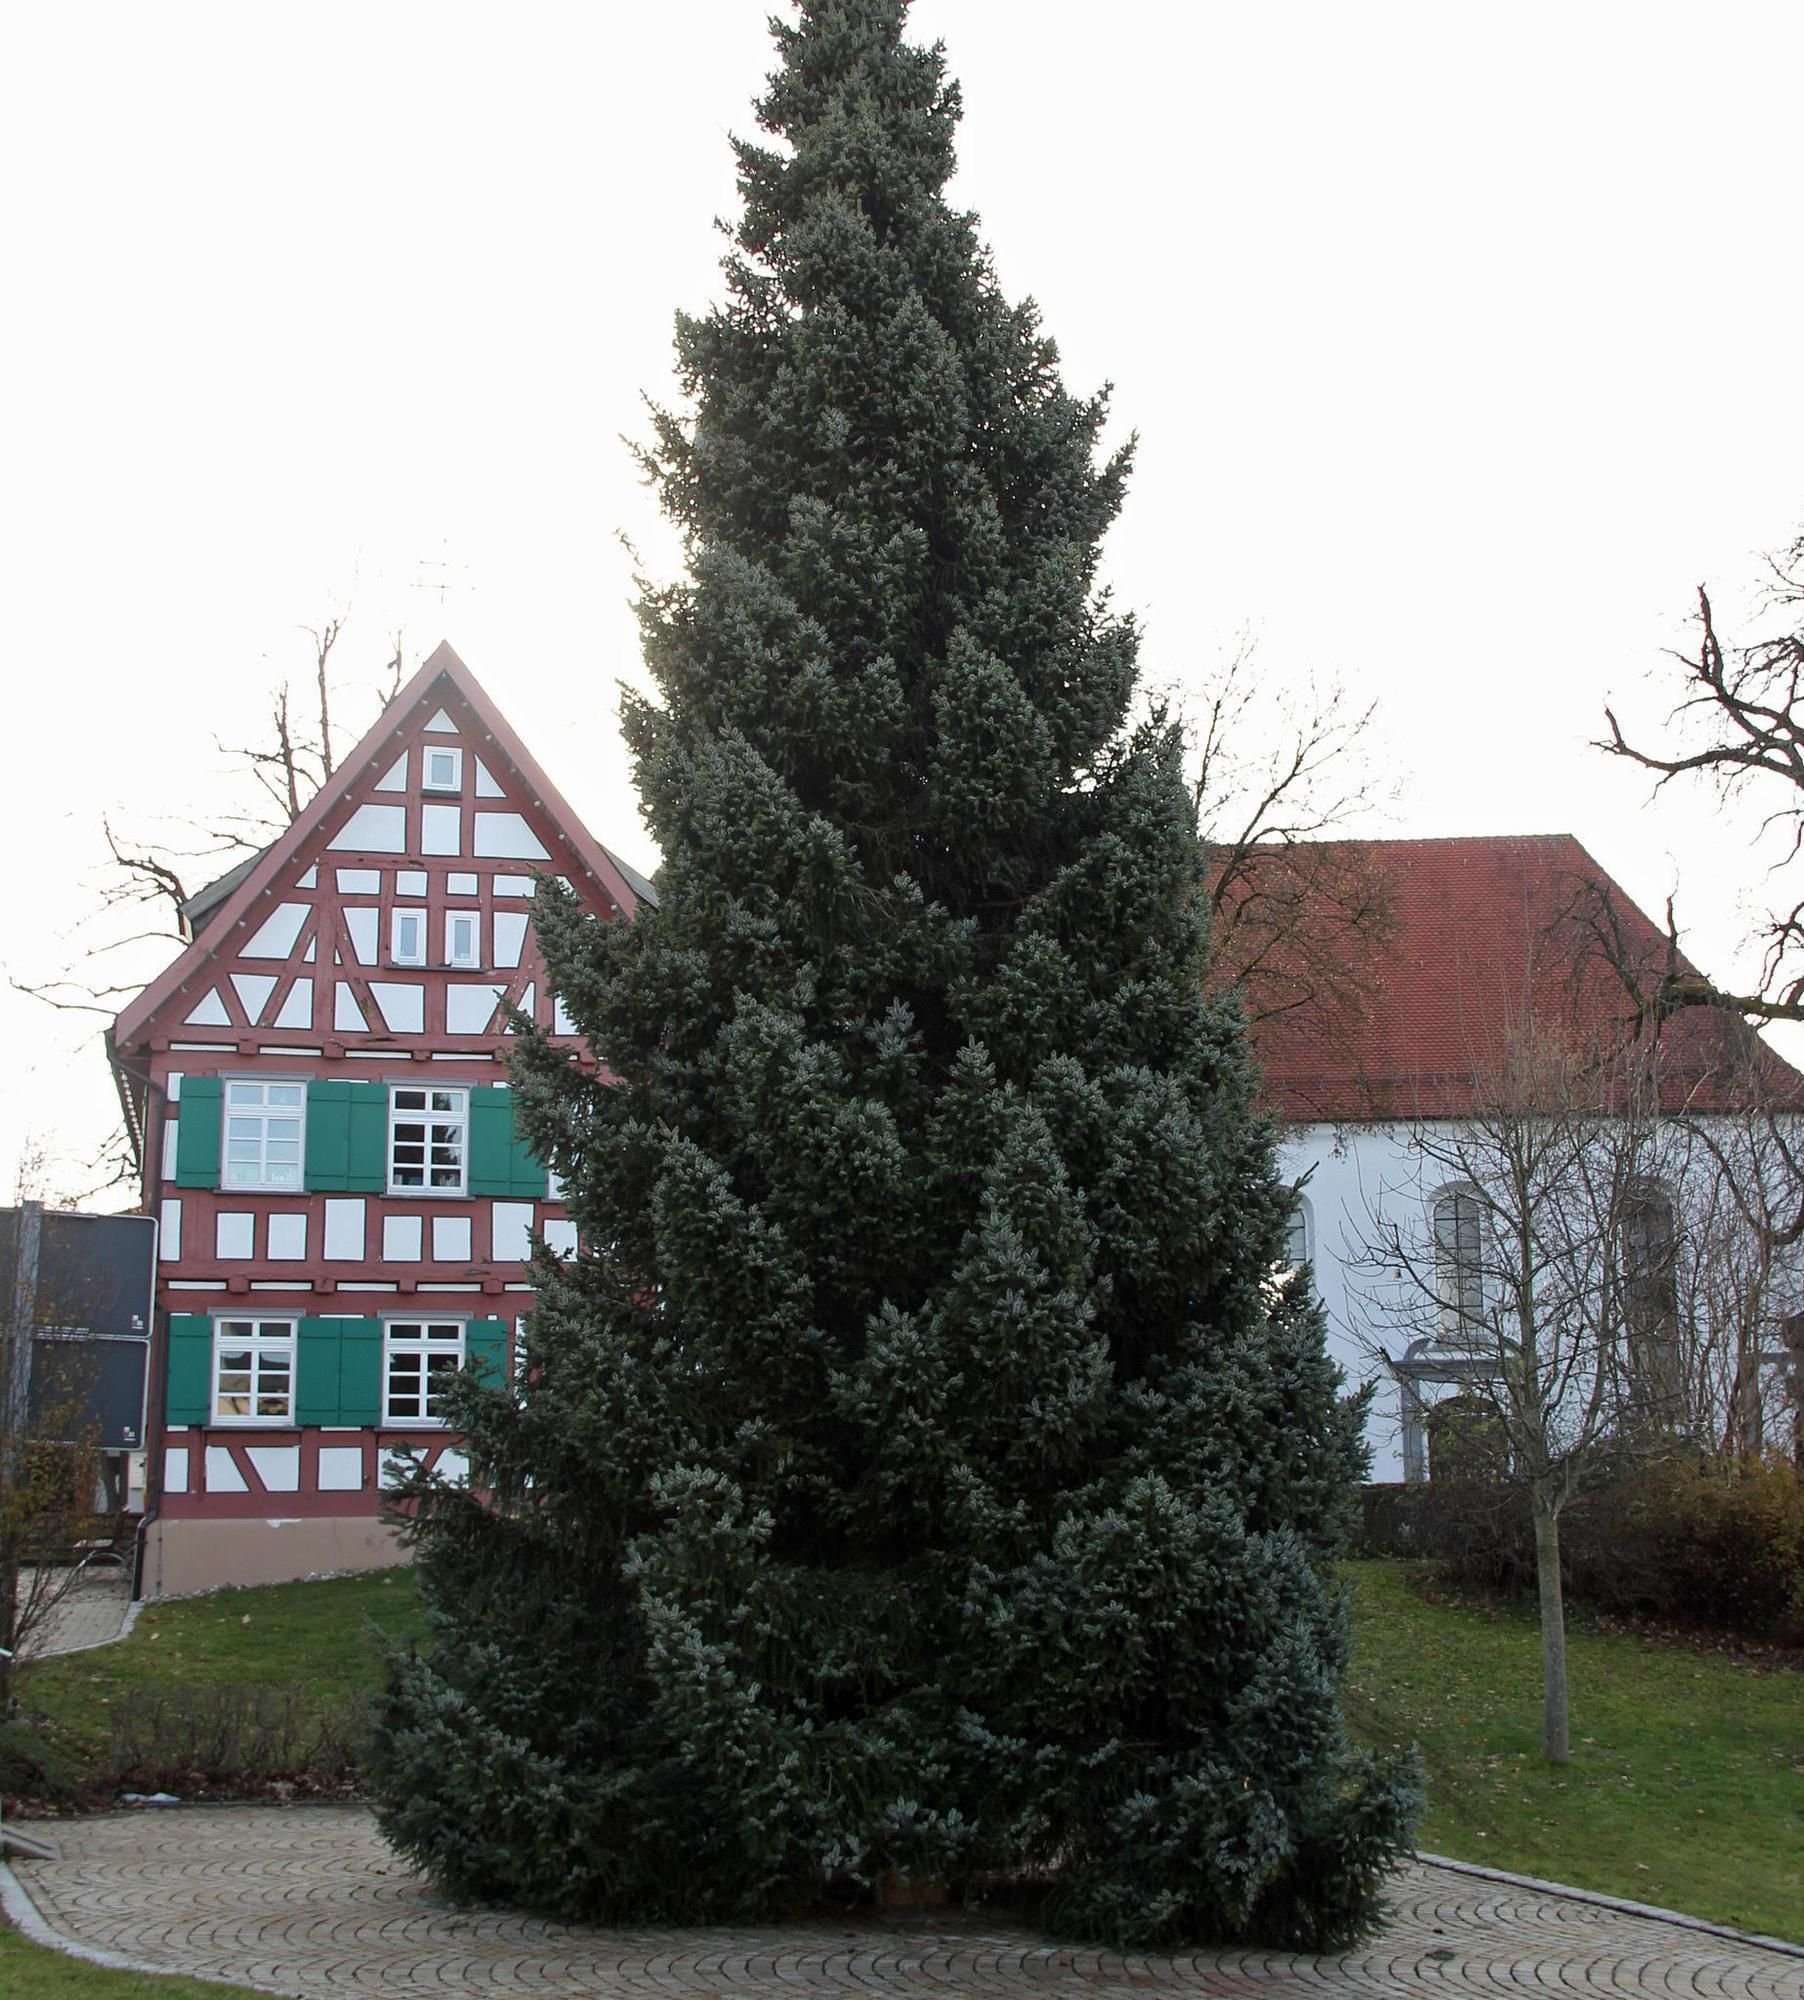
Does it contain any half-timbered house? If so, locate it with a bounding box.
[109,643,652,1596]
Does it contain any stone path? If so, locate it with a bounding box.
[7,1806,1801,1997]
[14,1563,135,1658]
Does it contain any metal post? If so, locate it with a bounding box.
[3,1201,41,1482]
[2,1201,43,1701]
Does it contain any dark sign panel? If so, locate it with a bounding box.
[32,1212,157,1337]
[3,1206,156,1453]
[29,1335,149,1450]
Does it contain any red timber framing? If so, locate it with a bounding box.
[110,642,653,1598]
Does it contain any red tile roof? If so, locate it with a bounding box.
[1241,834,1802,1122]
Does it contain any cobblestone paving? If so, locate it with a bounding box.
[11,1806,1801,1998]
[15,1566,134,1659]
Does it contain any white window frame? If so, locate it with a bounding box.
[445,909,481,970]
[212,1317,297,1425]
[382,1317,466,1426]
[391,906,427,967]
[220,1077,307,1191]
[1433,1184,1489,1341]
[422,744,464,793]
[1284,1195,1311,1271]
[388,1085,469,1196]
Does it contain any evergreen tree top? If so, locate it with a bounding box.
[635,0,1143,1002]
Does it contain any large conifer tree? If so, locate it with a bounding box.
[374,0,1418,1949]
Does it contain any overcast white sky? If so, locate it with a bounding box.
[4,2,1802,1203]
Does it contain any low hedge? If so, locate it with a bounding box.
[1361,1455,1804,1644]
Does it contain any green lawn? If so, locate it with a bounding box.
[0,1923,270,2000]
[1343,1559,1803,1943]
[9,1560,1801,1947]
[15,1569,426,1773]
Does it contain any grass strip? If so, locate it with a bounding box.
[1,1917,274,2000]
[1343,1559,1803,1942]
[15,1570,426,1773]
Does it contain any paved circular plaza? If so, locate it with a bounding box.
[8,1805,1800,1998]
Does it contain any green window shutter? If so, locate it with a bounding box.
[468,1088,516,1196]
[173,1076,223,1188]
[308,1083,386,1193]
[305,1081,351,1192]
[165,1315,214,1425]
[468,1086,545,1198]
[466,1318,509,1388]
[510,1129,545,1199]
[338,1318,384,1426]
[295,1318,345,1427]
[346,1085,389,1193]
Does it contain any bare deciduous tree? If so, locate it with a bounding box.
[1175,640,1399,1042]
[1599,524,1804,1027]
[1665,1106,1804,1460]
[7,618,406,1195]
[1350,1021,1687,1763]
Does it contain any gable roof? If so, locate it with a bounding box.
[1245,834,1803,1122]
[113,642,653,1051]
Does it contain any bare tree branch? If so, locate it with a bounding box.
[1598,527,1804,1026]
[13,616,411,1191]
[1166,639,1399,1044]
[311,616,342,781]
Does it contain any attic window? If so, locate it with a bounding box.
[423,746,463,793]
[445,911,481,970]
[392,908,426,967]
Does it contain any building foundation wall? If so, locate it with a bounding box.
[141,1514,407,1599]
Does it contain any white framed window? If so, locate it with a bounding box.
[1621,1184,1677,1330]
[221,1079,306,1190]
[391,907,426,966]
[1433,1186,1488,1339]
[389,1086,468,1194]
[383,1318,465,1424]
[213,1317,296,1424]
[1620,1182,1680,1409]
[422,745,463,793]
[445,910,481,969]
[1284,1197,1311,1270]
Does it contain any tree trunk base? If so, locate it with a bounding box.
[877,1872,948,1910]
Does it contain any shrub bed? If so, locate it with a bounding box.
[1361,1455,1804,1643]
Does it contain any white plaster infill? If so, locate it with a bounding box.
[1417,1851,1804,1960]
